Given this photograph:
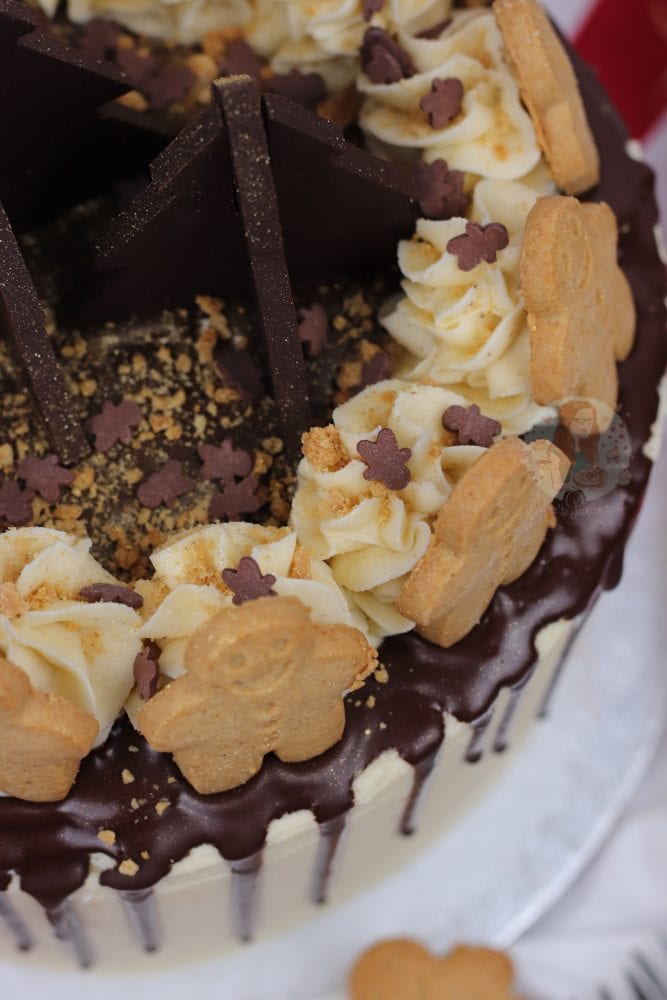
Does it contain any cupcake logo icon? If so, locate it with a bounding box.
[524,397,633,510]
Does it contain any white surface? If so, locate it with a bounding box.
[1,438,665,999]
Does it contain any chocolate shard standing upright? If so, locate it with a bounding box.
[212,76,311,461]
[81,84,419,323]
[0,201,89,465]
[0,0,130,229]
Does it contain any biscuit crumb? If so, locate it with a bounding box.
[154,799,170,816]
[374,665,389,684]
[97,829,116,846]
[119,859,139,877]
[122,768,135,784]
[301,426,348,472]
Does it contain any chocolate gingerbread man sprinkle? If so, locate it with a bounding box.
[357,428,411,491]
[133,644,161,702]
[446,221,509,271]
[297,304,329,358]
[137,460,195,510]
[415,159,470,220]
[442,404,501,447]
[79,583,144,609]
[360,27,415,85]
[17,455,74,504]
[420,77,463,129]
[209,474,261,522]
[0,482,35,527]
[87,400,142,453]
[198,439,253,483]
[221,557,277,606]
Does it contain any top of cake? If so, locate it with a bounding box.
[0,0,665,915]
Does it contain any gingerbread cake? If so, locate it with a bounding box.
[0,0,665,973]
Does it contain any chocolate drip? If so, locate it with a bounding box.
[119,888,161,953]
[0,41,665,942]
[0,885,33,952]
[465,708,494,764]
[493,680,530,754]
[400,751,439,836]
[312,815,347,905]
[538,612,588,719]
[46,900,93,968]
[230,852,263,943]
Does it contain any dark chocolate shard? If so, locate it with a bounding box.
[213,76,311,459]
[0,201,89,465]
[215,346,264,404]
[0,0,129,229]
[266,70,326,110]
[81,86,418,321]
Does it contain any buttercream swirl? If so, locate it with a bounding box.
[381,175,557,435]
[35,0,287,50]
[0,528,142,744]
[359,9,542,181]
[290,380,484,641]
[271,0,452,92]
[135,522,364,678]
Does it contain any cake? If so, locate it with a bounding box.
[0,0,665,974]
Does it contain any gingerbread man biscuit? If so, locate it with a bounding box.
[494,0,599,195]
[522,195,635,431]
[396,437,568,648]
[350,939,520,1000]
[0,656,99,802]
[138,596,377,794]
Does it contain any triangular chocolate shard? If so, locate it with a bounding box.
[213,77,311,461]
[0,201,89,465]
[82,84,418,323]
[0,0,130,229]
[264,93,419,282]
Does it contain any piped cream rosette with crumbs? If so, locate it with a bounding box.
[127,522,366,720]
[271,0,453,91]
[358,9,542,179]
[291,381,487,644]
[381,175,558,435]
[0,528,142,745]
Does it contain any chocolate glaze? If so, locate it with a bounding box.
[0,46,665,948]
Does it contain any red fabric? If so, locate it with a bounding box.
[574,0,667,139]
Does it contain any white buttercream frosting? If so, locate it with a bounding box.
[291,380,484,641]
[36,0,287,49]
[359,9,541,180]
[0,528,142,744]
[270,0,452,92]
[381,175,557,435]
[136,522,364,678]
